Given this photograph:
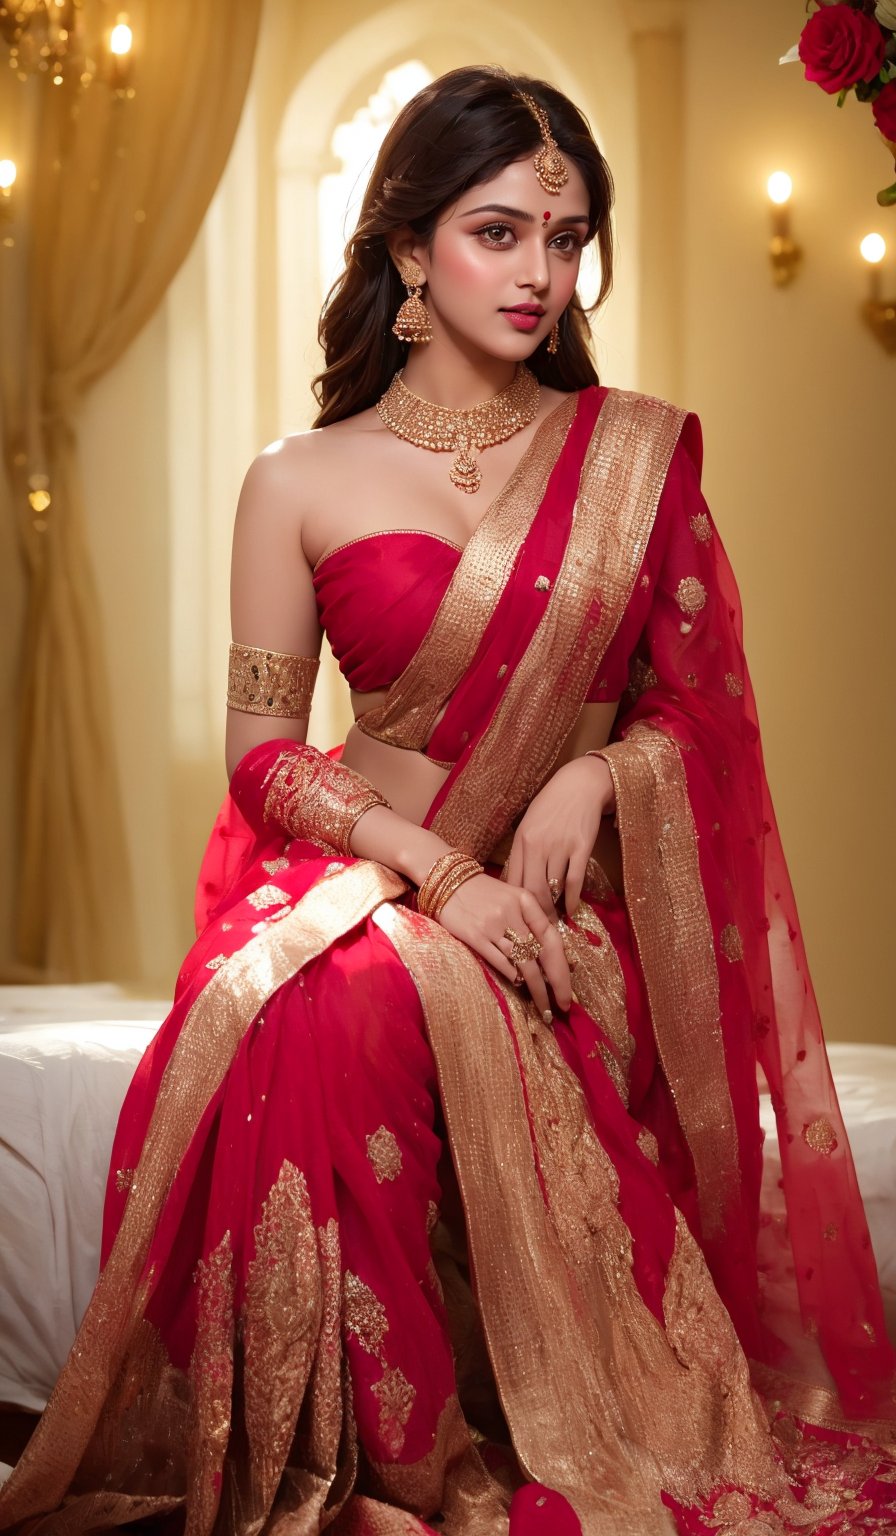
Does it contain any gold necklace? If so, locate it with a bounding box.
[375,364,541,494]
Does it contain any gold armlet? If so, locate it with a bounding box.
[262,748,390,857]
[417,850,484,920]
[227,643,320,718]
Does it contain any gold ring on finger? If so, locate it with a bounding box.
[548,877,562,904]
[504,927,542,969]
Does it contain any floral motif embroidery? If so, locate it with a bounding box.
[802,1117,838,1156]
[637,1126,659,1165]
[115,1167,135,1193]
[689,512,712,542]
[720,923,744,962]
[187,1231,235,1533]
[261,856,289,875]
[725,672,744,697]
[242,1162,321,1499]
[713,1490,752,1523]
[675,576,707,615]
[366,1125,402,1183]
[371,1364,416,1456]
[206,954,228,970]
[344,1271,389,1358]
[246,883,291,911]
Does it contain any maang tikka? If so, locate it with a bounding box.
[392,257,433,344]
[517,91,569,196]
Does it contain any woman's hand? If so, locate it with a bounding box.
[436,873,572,1021]
[504,754,616,920]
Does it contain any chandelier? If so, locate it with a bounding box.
[0,1,136,95]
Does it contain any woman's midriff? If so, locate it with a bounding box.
[339,689,624,891]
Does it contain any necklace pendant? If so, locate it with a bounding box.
[449,447,482,494]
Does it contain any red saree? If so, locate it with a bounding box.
[2,385,895,1536]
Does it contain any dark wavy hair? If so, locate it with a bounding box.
[312,65,615,427]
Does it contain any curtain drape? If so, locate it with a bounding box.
[0,1,263,980]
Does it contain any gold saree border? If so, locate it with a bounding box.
[374,904,787,1533]
[750,1361,896,1457]
[0,861,406,1526]
[598,725,739,1240]
[431,390,689,861]
[355,394,578,751]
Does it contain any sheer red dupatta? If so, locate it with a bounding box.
[599,441,896,1421]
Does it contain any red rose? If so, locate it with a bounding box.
[798,3,887,93]
[873,79,896,139]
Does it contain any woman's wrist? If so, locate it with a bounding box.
[583,751,617,816]
[349,804,452,885]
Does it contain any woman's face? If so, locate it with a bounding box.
[412,154,591,362]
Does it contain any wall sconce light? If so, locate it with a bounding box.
[108,13,135,97]
[767,171,803,286]
[860,233,896,354]
[0,159,16,225]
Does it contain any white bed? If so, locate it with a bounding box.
[1,984,894,1416]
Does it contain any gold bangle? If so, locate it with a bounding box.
[227,643,320,718]
[417,850,484,920]
[262,747,390,857]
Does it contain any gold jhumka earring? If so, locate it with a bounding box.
[391,258,433,344]
[547,321,560,355]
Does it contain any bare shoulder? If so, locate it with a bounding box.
[239,408,381,514]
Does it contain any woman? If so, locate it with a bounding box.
[2,64,895,1536]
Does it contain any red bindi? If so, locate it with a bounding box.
[542,210,551,222]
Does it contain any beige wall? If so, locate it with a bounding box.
[19,0,893,1042]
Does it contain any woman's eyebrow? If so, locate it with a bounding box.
[461,202,590,224]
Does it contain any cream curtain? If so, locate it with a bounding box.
[0,2,263,981]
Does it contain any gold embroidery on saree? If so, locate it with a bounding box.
[344,1271,390,1359]
[356,395,577,752]
[676,575,708,614]
[242,1160,322,1519]
[563,903,634,1099]
[598,725,740,1239]
[367,1392,508,1524]
[371,1365,417,1456]
[187,1230,235,1536]
[802,1118,838,1156]
[302,1218,345,1481]
[721,923,745,962]
[431,391,689,861]
[366,1124,403,1183]
[246,882,291,910]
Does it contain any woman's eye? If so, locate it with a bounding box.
[477,223,514,245]
[550,232,582,254]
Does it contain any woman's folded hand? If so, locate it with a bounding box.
[503,754,616,920]
[436,873,572,1022]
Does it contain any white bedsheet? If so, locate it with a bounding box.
[0,985,167,1410]
[0,984,894,1414]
